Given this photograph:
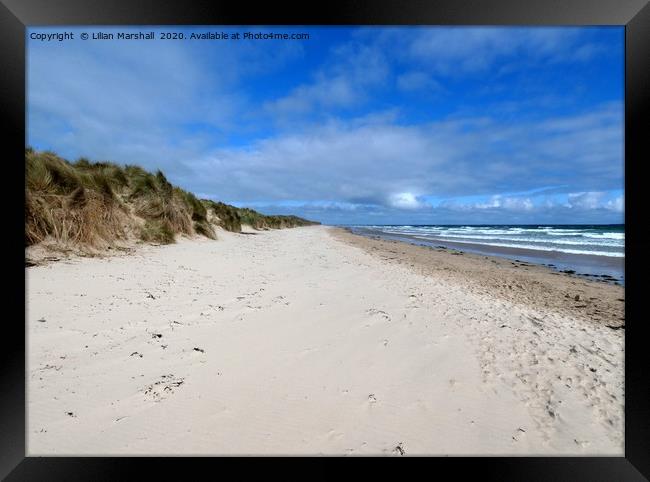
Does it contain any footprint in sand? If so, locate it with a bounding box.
[511,427,527,442]
[272,296,290,306]
[574,438,591,448]
[142,374,185,402]
[365,309,391,326]
[392,442,406,455]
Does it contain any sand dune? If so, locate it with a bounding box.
[27,226,623,455]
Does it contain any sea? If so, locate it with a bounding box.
[347,224,625,284]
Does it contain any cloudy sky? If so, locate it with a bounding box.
[27,26,624,225]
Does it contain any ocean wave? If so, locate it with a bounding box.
[423,234,623,247]
[582,232,625,240]
[366,226,625,243]
[408,236,624,257]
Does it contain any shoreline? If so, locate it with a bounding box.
[333,228,624,329]
[27,225,624,455]
[346,226,624,285]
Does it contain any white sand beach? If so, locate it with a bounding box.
[27,225,624,455]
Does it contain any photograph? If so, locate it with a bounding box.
[25,25,626,456]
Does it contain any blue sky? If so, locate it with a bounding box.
[27,26,624,225]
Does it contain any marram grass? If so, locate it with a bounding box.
[25,148,318,250]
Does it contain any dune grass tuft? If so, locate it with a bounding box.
[25,150,128,247]
[204,200,242,233]
[193,219,217,239]
[139,219,176,244]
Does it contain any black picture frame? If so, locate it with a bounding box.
[2,0,648,479]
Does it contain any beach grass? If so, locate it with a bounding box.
[25,148,318,250]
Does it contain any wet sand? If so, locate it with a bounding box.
[349,227,625,284]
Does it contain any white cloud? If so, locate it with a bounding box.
[561,191,624,213]
[388,192,426,209]
[567,191,605,210]
[446,195,533,212]
[606,196,624,212]
[502,197,534,211]
[473,196,503,209]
